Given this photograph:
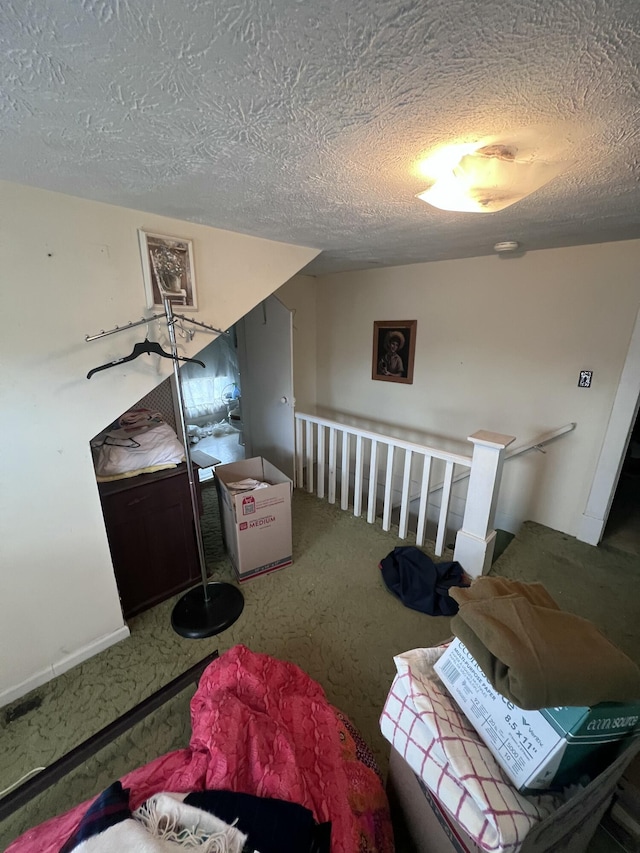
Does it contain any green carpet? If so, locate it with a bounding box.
[2,489,638,849]
[0,487,453,847]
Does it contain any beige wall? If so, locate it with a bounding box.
[3,179,637,702]
[0,181,318,704]
[276,274,318,413]
[313,241,640,535]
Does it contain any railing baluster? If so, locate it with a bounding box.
[317,424,325,499]
[353,435,364,517]
[398,450,413,539]
[328,428,337,503]
[295,417,303,488]
[341,431,350,510]
[305,420,314,494]
[435,460,454,555]
[294,412,520,577]
[415,454,432,546]
[367,440,379,523]
[382,444,394,531]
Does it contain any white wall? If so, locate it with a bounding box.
[0,181,318,704]
[276,274,318,413]
[313,241,640,536]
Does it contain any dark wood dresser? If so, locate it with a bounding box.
[98,465,202,619]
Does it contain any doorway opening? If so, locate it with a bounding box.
[578,308,640,547]
[601,407,640,556]
[181,325,246,471]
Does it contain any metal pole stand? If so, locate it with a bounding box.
[162,295,244,638]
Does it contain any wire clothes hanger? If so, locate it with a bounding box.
[87,337,205,379]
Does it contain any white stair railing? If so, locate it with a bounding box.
[411,422,576,501]
[294,412,515,577]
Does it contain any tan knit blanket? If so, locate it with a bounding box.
[450,576,640,709]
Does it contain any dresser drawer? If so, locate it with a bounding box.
[98,465,202,618]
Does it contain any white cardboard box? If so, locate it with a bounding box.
[434,638,640,792]
[388,741,640,853]
[215,456,293,582]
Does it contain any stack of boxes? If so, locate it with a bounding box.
[387,577,640,853]
[434,638,640,793]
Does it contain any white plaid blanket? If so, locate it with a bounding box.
[380,647,562,853]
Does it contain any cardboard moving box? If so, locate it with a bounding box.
[434,639,640,792]
[388,740,640,853]
[215,456,292,582]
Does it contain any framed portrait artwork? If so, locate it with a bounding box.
[138,230,198,310]
[372,320,417,384]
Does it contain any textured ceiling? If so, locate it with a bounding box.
[1,0,639,275]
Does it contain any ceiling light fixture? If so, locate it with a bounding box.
[416,140,558,214]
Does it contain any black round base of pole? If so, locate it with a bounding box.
[171,582,245,639]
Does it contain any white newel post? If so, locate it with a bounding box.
[453,430,516,578]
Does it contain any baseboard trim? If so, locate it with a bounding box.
[52,625,131,677]
[577,513,603,546]
[0,625,130,709]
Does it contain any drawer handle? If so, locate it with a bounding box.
[127,496,148,507]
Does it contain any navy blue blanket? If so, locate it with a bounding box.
[379,546,467,616]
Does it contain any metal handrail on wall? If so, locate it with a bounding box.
[417,422,577,499]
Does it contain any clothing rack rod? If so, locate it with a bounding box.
[85,314,165,342]
[83,295,244,638]
[85,314,229,343]
[172,314,229,336]
[164,295,210,596]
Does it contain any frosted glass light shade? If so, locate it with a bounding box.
[417,143,558,213]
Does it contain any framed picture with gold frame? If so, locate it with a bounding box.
[372,320,417,384]
[138,230,197,310]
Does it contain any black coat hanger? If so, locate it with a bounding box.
[87,337,205,379]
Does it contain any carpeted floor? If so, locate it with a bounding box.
[1,485,639,850]
[489,519,640,664]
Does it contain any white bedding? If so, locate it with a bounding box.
[380,646,562,853]
[92,410,185,481]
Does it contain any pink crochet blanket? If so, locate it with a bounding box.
[6,645,392,853]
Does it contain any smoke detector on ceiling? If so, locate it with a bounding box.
[493,241,520,253]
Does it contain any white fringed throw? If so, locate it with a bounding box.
[72,792,248,853]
